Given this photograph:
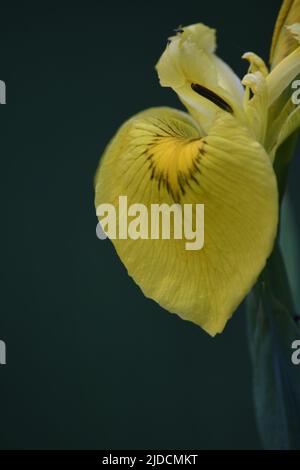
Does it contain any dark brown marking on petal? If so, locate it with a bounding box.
[140,124,204,203]
[191,83,233,113]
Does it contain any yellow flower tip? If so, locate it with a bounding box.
[242,73,260,94]
[155,23,217,89]
[180,23,217,53]
[242,52,269,77]
[270,0,300,67]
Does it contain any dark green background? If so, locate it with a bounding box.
[0,0,299,450]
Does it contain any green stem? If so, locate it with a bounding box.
[261,242,296,317]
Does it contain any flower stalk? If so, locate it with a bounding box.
[247,132,300,449]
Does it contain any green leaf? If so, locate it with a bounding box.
[280,194,300,312]
[273,132,298,203]
[247,245,300,450]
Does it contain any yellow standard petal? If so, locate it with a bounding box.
[156,24,245,133]
[95,108,278,336]
[270,0,300,67]
[267,23,300,153]
[267,36,300,107]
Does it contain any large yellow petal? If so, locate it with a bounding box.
[95,108,278,336]
[270,0,300,67]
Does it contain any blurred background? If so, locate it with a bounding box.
[0,0,299,450]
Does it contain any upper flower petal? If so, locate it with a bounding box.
[156,24,245,132]
[95,107,278,336]
[270,0,300,67]
[267,24,300,153]
[267,42,300,106]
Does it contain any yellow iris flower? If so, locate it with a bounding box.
[95,1,300,336]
